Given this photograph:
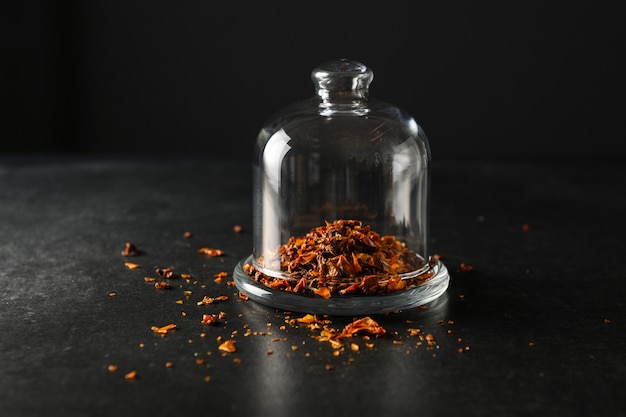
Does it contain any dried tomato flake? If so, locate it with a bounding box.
[342,317,386,337]
[218,339,237,353]
[201,314,218,325]
[154,281,171,290]
[124,370,137,380]
[156,268,175,279]
[197,247,225,257]
[121,242,138,257]
[151,323,176,334]
[459,263,474,272]
[246,220,435,297]
[313,287,331,299]
[197,295,228,306]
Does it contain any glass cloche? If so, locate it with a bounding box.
[234,58,449,315]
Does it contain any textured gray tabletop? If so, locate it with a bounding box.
[1,155,624,417]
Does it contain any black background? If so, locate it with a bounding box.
[2,1,624,159]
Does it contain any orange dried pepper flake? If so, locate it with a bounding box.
[342,317,386,337]
[124,262,140,269]
[218,339,237,353]
[315,316,387,349]
[201,314,218,325]
[459,263,474,272]
[156,267,175,279]
[197,295,228,306]
[124,370,137,380]
[238,291,249,301]
[297,314,319,324]
[248,220,433,297]
[121,242,138,257]
[154,281,171,289]
[197,247,225,257]
[108,365,118,372]
[313,287,331,299]
[151,323,176,334]
[214,271,228,283]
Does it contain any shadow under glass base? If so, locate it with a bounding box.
[233,254,450,316]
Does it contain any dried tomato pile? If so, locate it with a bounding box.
[245,219,435,297]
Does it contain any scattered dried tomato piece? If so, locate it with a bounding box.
[121,242,138,257]
[156,268,175,278]
[408,328,421,337]
[313,287,331,299]
[197,295,228,306]
[297,314,319,324]
[124,370,137,380]
[218,339,237,353]
[201,314,218,325]
[214,271,228,283]
[342,317,386,338]
[154,281,171,290]
[124,262,140,269]
[151,323,176,334]
[198,247,225,257]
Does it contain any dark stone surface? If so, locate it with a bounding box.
[1,155,624,417]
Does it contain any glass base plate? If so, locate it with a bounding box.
[233,254,450,316]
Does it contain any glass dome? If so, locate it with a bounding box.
[234,59,449,315]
